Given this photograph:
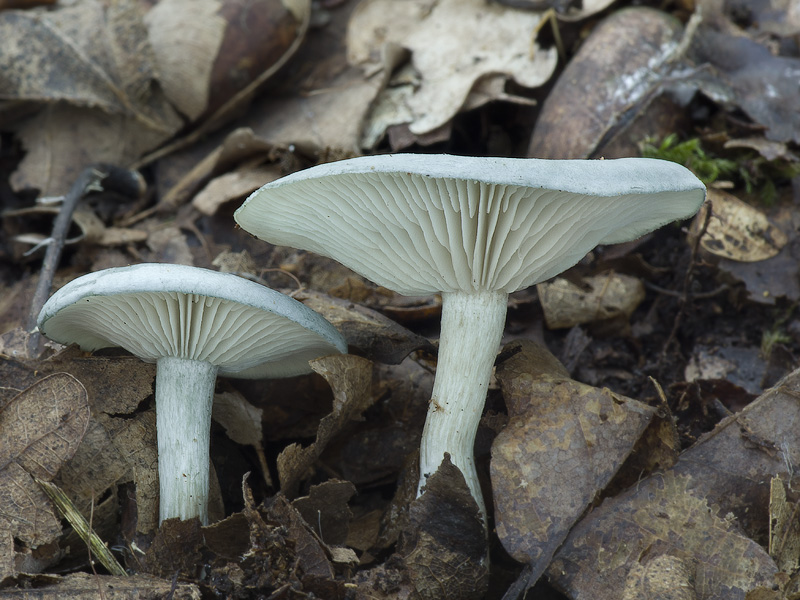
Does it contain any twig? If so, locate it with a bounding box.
[658,200,713,372]
[25,164,144,357]
[644,280,729,300]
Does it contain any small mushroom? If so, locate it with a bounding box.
[37,263,347,524]
[234,154,706,524]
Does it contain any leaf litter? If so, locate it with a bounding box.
[2,0,800,598]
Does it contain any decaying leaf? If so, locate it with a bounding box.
[528,7,685,159]
[336,359,432,489]
[144,0,227,121]
[193,164,282,215]
[693,189,787,262]
[549,364,800,598]
[769,476,800,573]
[537,272,646,330]
[550,470,777,599]
[706,203,800,306]
[688,6,800,146]
[293,479,356,546]
[294,289,434,364]
[213,389,273,488]
[398,455,488,600]
[277,354,373,498]
[175,484,347,597]
[156,127,284,212]
[0,373,90,580]
[213,390,264,448]
[34,352,162,534]
[0,572,201,599]
[145,225,194,265]
[241,0,380,155]
[348,0,558,135]
[492,340,656,568]
[2,0,183,194]
[211,249,258,275]
[622,554,697,600]
[684,344,767,395]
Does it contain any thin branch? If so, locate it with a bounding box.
[25,164,144,357]
[657,201,713,372]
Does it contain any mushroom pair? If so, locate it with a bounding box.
[37,263,347,524]
[234,154,706,524]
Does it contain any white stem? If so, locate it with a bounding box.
[418,290,508,524]
[156,356,218,525]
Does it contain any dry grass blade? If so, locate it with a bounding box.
[35,477,127,577]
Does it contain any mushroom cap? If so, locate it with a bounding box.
[235,154,706,295]
[37,264,347,378]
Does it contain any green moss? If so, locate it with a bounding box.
[640,134,737,184]
[640,134,800,205]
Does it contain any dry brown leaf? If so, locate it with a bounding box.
[492,340,656,567]
[145,225,194,265]
[622,555,697,600]
[398,455,488,600]
[193,164,282,215]
[43,350,156,414]
[156,127,281,212]
[2,0,183,194]
[537,273,646,330]
[212,249,258,275]
[548,364,800,598]
[277,354,373,498]
[213,390,264,447]
[693,189,787,262]
[294,289,434,364]
[0,373,90,580]
[292,479,356,545]
[34,352,161,533]
[528,7,685,159]
[348,0,558,135]
[146,0,307,121]
[0,1,171,120]
[144,0,227,121]
[243,0,380,154]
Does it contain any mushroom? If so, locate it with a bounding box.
[234,154,706,523]
[36,263,347,524]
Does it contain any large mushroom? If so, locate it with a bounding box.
[37,263,347,524]
[234,154,706,523]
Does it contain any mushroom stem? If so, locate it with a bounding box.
[156,356,218,525]
[418,290,507,524]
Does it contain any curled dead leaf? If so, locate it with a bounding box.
[348,0,557,136]
[277,354,373,498]
[528,7,684,159]
[295,289,434,364]
[693,189,787,262]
